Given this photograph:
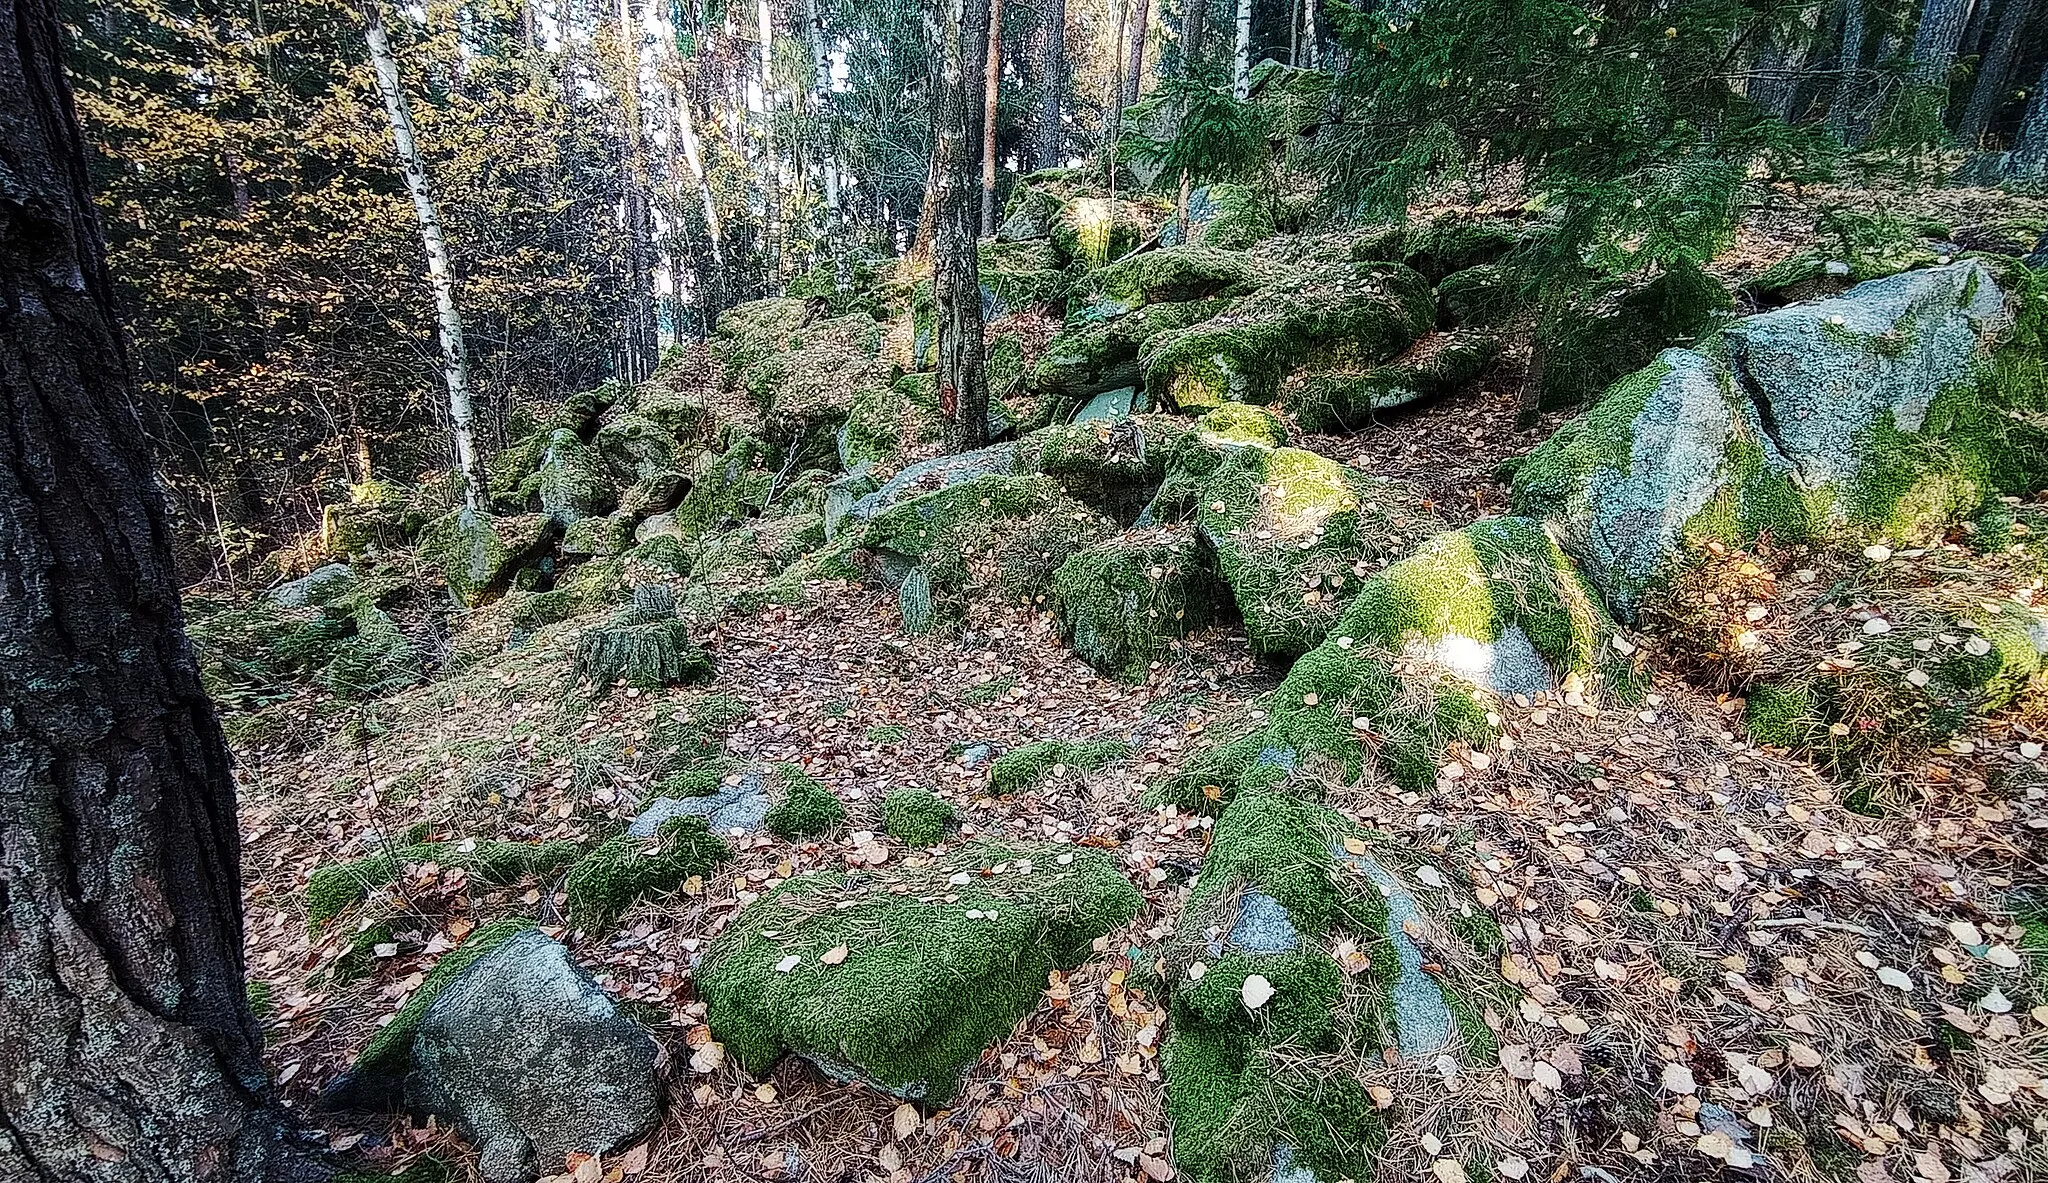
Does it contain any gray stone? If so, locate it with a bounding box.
[1224,891,1301,955]
[271,562,358,608]
[1338,850,1454,1058]
[846,443,1020,523]
[1071,386,1144,425]
[1723,261,2005,488]
[409,928,660,1182]
[634,509,681,544]
[1404,621,1558,699]
[630,769,772,837]
[1267,1144,1321,1183]
[959,742,997,769]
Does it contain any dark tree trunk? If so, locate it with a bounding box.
[931,0,991,452]
[1909,0,1970,91]
[0,0,314,1177]
[1828,0,1869,136]
[2016,59,2048,177]
[1957,0,2036,145]
[1125,0,1149,104]
[1182,0,1207,75]
[1033,0,1066,170]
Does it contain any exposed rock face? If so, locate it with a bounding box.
[1514,261,2032,619]
[630,767,774,837]
[698,843,1139,1102]
[270,562,358,608]
[408,928,662,1182]
[417,509,553,607]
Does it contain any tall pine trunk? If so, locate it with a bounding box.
[1828,0,1869,136]
[1957,0,2036,146]
[981,0,1004,237]
[0,0,314,1175]
[1231,0,1253,98]
[1125,0,1149,104]
[1908,0,1969,106]
[616,0,659,382]
[930,0,991,452]
[1034,0,1066,169]
[2016,59,2048,178]
[362,0,486,509]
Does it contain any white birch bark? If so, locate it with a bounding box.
[1232,0,1253,99]
[361,0,485,509]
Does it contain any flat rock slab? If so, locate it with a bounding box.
[631,769,773,837]
[1219,891,1301,955]
[1337,850,1454,1058]
[409,928,660,1182]
[847,444,1020,523]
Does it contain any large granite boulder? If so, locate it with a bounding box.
[324,922,661,1183]
[1514,260,2037,618]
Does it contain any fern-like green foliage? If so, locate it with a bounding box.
[1120,78,1271,189]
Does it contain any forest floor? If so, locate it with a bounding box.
[227,182,2048,1183]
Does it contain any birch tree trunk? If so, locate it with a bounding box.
[1231,0,1253,98]
[805,0,842,223]
[362,0,486,509]
[930,0,991,452]
[0,0,318,1175]
[756,0,780,277]
[1299,0,1317,69]
[1033,0,1066,169]
[1957,0,2036,146]
[981,0,1004,237]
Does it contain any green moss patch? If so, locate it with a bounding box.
[1287,330,1502,433]
[764,765,847,838]
[563,815,732,928]
[305,837,581,926]
[1532,257,1730,412]
[989,738,1133,793]
[1032,297,1231,399]
[880,787,956,847]
[699,842,1140,1101]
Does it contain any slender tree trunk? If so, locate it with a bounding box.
[1299,0,1317,68]
[1125,0,1149,104]
[674,73,726,327]
[1957,0,2035,145]
[1828,0,1868,136]
[981,0,1003,238]
[2016,59,2048,177]
[362,0,486,509]
[930,0,991,451]
[1231,0,1253,98]
[616,0,658,383]
[755,0,780,278]
[1034,0,1066,169]
[0,0,316,1176]
[805,0,842,223]
[1182,0,1207,75]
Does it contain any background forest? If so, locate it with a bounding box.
[66,0,2048,580]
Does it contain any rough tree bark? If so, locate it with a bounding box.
[1957,0,2036,146]
[805,0,842,224]
[981,0,1004,237]
[930,0,991,453]
[2016,59,2048,178]
[361,0,486,509]
[615,0,659,381]
[1182,0,1207,74]
[1908,0,1970,98]
[0,0,317,1176]
[1231,0,1253,98]
[1125,0,1149,104]
[1828,0,1869,137]
[1033,0,1066,169]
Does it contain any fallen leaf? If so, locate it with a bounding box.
[1241,974,1275,1010]
[820,944,849,966]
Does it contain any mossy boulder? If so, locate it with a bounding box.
[699,842,1139,1102]
[1050,196,1156,268]
[563,814,732,927]
[1193,446,1445,656]
[734,312,892,453]
[1015,415,1193,522]
[593,413,682,487]
[1286,329,1502,432]
[855,473,1114,629]
[1068,246,1278,322]
[669,435,774,544]
[1531,257,1731,411]
[1032,297,1232,400]
[762,764,846,838]
[1515,261,2037,619]
[1053,527,1225,679]
[1435,262,1522,328]
[1194,403,1289,452]
[1141,259,1436,410]
[561,512,636,559]
[521,429,614,526]
[570,585,714,692]
[979,238,1074,313]
[839,373,948,472]
[417,509,553,607]
[1163,183,1274,251]
[1162,517,1627,802]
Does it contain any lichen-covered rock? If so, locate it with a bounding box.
[523,429,613,526]
[630,766,773,838]
[405,927,662,1182]
[1032,297,1232,400]
[1194,403,1289,452]
[1016,415,1193,522]
[593,413,682,487]
[271,562,359,608]
[1053,527,1224,679]
[979,238,1074,314]
[1514,261,2038,618]
[1141,260,1436,410]
[700,842,1139,1102]
[1158,183,1274,251]
[845,443,1022,523]
[856,473,1114,629]
[839,373,948,472]
[1286,329,1501,432]
[417,509,552,607]
[560,512,636,559]
[732,311,892,451]
[1194,446,1445,656]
